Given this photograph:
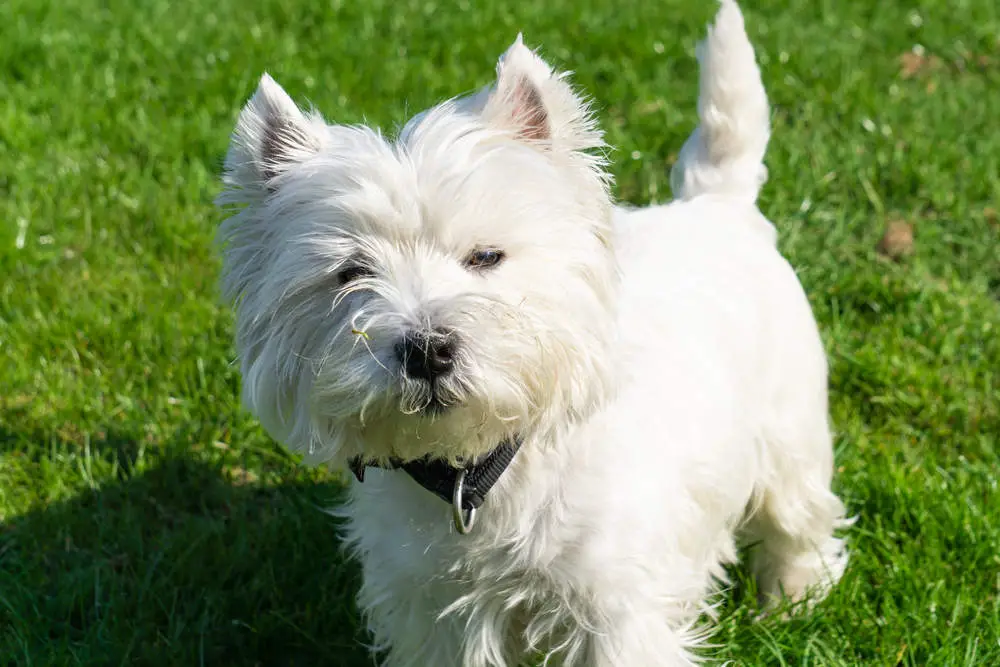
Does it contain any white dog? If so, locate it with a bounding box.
[217,1,849,664]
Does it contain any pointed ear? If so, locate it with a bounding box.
[222,74,324,193]
[481,35,603,152]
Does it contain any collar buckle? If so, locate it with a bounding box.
[451,469,476,534]
[349,436,522,536]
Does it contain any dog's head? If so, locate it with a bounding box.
[218,38,616,465]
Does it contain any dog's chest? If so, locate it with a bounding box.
[346,463,590,590]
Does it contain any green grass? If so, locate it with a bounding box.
[1,0,999,664]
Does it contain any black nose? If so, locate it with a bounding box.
[396,330,456,381]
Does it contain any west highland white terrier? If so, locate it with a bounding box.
[217,1,849,664]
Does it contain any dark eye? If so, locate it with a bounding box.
[465,248,506,270]
[337,264,374,286]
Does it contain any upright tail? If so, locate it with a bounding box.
[670,0,770,203]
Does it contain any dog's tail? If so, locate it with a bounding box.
[670,0,770,204]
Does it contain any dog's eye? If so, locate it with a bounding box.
[338,264,374,285]
[465,248,506,270]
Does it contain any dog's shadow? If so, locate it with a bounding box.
[0,425,373,667]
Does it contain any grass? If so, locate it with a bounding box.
[1,0,998,664]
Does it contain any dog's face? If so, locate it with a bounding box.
[218,39,616,465]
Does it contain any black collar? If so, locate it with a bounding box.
[348,437,523,514]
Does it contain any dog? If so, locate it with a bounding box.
[216,1,849,664]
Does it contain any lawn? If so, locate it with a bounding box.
[1,0,998,664]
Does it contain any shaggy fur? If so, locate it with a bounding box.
[217,1,849,664]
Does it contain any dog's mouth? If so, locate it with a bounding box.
[422,386,450,415]
[398,377,461,417]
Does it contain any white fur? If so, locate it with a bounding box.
[217,1,849,665]
[670,0,771,205]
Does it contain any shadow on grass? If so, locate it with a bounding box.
[0,431,372,667]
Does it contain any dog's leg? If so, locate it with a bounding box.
[584,611,703,667]
[743,412,849,609]
[360,575,528,667]
[358,578,467,667]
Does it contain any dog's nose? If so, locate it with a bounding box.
[396,329,456,381]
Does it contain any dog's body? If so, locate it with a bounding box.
[218,2,848,664]
[343,195,846,666]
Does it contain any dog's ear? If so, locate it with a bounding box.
[222,74,325,193]
[481,35,603,153]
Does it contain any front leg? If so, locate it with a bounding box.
[584,611,703,667]
[358,571,468,667]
